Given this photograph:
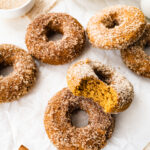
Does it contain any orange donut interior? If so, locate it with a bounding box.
[72,73,118,113]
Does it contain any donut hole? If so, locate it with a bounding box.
[0,64,13,77]
[106,19,119,29]
[101,14,119,29]
[144,43,150,55]
[45,29,63,41]
[94,69,110,85]
[70,109,89,128]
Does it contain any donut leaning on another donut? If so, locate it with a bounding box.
[25,13,86,65]
[121,24,150,78]
[0,44,37,103]
[44,88,115,150]
[87,5,146,50]
[67,59,134,114]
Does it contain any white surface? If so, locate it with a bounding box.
[141,0,150,19]
[0,0,35,19]
[0,0,149,150]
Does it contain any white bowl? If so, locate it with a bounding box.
[0,0,35,19]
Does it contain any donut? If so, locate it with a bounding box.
[87,5,146,50]
[44,88,115,150]
[0,44,37,103]
[121,24,150,78]
[19,145,29,150]
[25,13,86,65]
[67,59,134,113]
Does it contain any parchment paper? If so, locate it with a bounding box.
[0,0,150,150]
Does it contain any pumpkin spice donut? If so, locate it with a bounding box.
[87,5,146,50]
[25,13,86,65]
[0,44,37,103]
[44,88,115,150]
[67,59,134,114]
[121,24,150,78]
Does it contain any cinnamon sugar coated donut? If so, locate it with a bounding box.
[44,88,115,150]
[121,24,150,78]
[25,13,86,65]
[67,59,134,113]
[19,145,29,150]
[87,5,146,50]
[0,44,36,103]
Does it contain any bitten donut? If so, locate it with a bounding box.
[87,5,146,49]
[67,59,134,113]
[19,145,29,150]
[25,13,86,65]
[44,88,115,150]
[0,44,36,103]
[121,24,150,78]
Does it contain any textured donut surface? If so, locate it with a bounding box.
[0,44,37,103]
[26,13,86,65]
[67,59,134,113]
[87,5,146,49]
[44,88,115,150]
[121,24,150,78]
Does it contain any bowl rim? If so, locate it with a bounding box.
[0,0,34,12]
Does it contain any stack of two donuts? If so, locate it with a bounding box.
[87,5,150,78]
[44,58,134,150]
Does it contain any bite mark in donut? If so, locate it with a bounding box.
[67,59,134,113]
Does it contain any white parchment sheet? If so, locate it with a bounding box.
[0,0,150,150]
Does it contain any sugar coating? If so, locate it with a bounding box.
[121,24,150,78]
[0,44,37,103]
[87,5,146,50]
[44,88,115,150]
[67,59,134,113]
[25,13,86,65]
